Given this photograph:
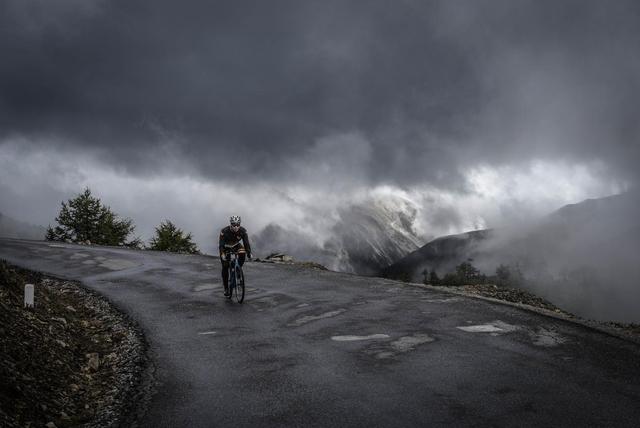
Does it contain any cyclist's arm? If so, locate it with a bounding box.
[218,230,225,255]
[242,230,252,257]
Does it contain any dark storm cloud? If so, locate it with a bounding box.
[1,0,639,186]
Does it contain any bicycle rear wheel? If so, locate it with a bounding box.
[233,266,245,303]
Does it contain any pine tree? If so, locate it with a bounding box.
[148,220,199,254]
[422,268,430,285]
[455,259,481,284]
[429,270,440,285]
[45,188,139,247]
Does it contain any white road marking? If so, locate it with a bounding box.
[47,244,67,248]
[331,334,390,342]
[198,331,217,335]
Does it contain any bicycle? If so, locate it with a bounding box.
[224,244,245,303]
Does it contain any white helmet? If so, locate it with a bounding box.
[230,215,241,226]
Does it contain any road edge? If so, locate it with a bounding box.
[393,279,640,346]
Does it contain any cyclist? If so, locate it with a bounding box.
[219,215,252,297]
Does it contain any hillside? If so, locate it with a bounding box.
[381,189,640,322]
[380,229,491,281]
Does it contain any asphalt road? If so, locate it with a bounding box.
[1,238,640,427]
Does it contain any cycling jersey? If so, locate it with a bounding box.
[219,225,252,256]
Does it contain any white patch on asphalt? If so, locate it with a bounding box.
[531,328,567,347]
[99,259,139,270]
[95,256,107,261]
[47,244,67,248]
[296,303,310,308]
[457,320,518,333]
[372,333,435,359]
[253,296,280,307]
[193,284,216,292]
[198,331,217,335]
[457,324,506,333]
[331,334,390,342]
[71,253,90,259]
[421,297,461,303]
[492,321,519,332]
[289,309,346,326]
[390,334,435,351]
[82,260,96,265]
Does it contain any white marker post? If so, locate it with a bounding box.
[24,284,34,308]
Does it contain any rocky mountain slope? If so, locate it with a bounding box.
[253,194,423,275]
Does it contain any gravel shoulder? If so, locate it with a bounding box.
[0,260,148,428]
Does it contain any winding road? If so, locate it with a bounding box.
[1,238,639,427]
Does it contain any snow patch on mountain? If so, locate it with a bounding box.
[253,192,424,274]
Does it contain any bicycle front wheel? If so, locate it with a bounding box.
[227,266,235,299]
[233,266,245,303]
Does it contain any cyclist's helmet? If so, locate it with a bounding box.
[230,215,241,226]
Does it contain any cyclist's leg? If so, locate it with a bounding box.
[220,254,231,295]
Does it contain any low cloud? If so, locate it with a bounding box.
[1,141,623,258]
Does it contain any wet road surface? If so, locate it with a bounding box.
[1,238,639,427]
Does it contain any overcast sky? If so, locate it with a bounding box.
[1,0,638,253]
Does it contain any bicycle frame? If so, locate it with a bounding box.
[224,245,245,303]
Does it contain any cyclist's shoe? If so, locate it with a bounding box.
[223,286,231,298]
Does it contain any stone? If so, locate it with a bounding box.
[86,353,100,371]
[46,422,57,428]
[51,317,67,326]
[265,253,294,262]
